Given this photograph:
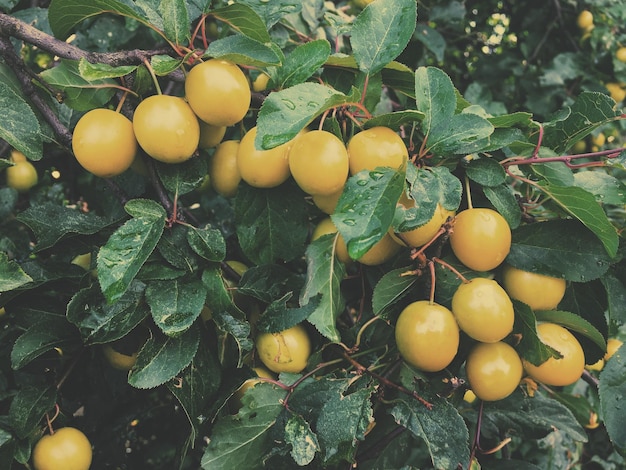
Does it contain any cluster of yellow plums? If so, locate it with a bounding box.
[71,58,251,177]
[395,205,591,402]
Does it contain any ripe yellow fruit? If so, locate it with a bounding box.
[32,427,92,470]
[6,160,38,192]
[288,130,349,196]
[393,203,449,248]
[185,59,251,127]
[346,126,408,175]
[605,338,623,361]
[72,108,137,177]
[311,217,351,264]
[465,341,523,401]
[10,149,27,162]
[356,233,402,266]
[605,83,626,103]
[617,47,626,63]
[252,73,270,92]
[523,323,585,387]
[102,344,138,371]
[209,140,241,198]
[198,121,227,149]
[237,127,292,188]
[312,190,343,214]
[501,265,566,311]
[577,10,593,30]
[132,95,200,164]
[256,324,311,374]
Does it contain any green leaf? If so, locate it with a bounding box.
[66,282,149,344]
[128,327,199,389]
[8,385,57,439]
[317,386,374,465]
[574,171,626,206]
[506,219,612,282]
[543,92,622,154]
[300,236,346,342]
[77,57,137,80]
[270,39,330,89]
[0,81,43,161]
[159,0,190,44]
[257,292,321,334]
[156,157,208,196]
[238,264,304,304]
[157,225,199,273]
[0,252,33,292]
[211,3,271,43]
[186,225,226,262]
[48,0,148,39]
[538,182,619,258]
[234,183,308,265]
[237,0,301,29]
[415,66,456,137]
[513,300,560,366]
[285,413,320,466]
[599,341,626,455]
[0,187,17,219]
[483,184,522,230]
[97,199,166,303]
[534,310,607,352]
[332,167,405,260]
[427,112,494,155]
[372,266,417,319]
[390,395,470,469]
[201,383,286,469]
[11,318,80,369]
[465,157,506,187]
[256,83,355,149]
[17,203,115,252]
[146,277,206,336]
[39,59,117,111]
[167,333,221,440]
[207,35,282,67]
[362,110,425,129]
[415,23,446,62]
[351,0,417,75]
[601,271,626,326]
[150,55,184,76]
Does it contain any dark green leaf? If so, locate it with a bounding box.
[97,199,166,303]
[77,57,137,80]
[66,281,149,344]
[332,167,405,260]
[483,184,522,229]
[128,327,199,389]
[11,318,80,370]
[238,264,304,303]
[427,112,494,155]
[415,66,456,136]
[513,300,561,366]
[599,341,626,455]
[150,55,183,76]
[538,182,619,258]
[285,413,319,466]
[535,310,606,352]
[187,225,226,262]
[201,383,286,469]
[0,187,18,219]
[0,252,33,292]
[362,110,425,129]
[211,3,270,43]
[207,35,282,67]
[234,183,308,264]
[39,59,116,111]
[351,0,416,75]
[146,278,206,336]
[256,83,356,149]
[156,157,208,196]
[372,266,418,319]
[8,385,57,439]
[237,0,301,29]
[0,81,42,161]
[574,171,626,206]
[390,395,470,469]
[157,225,198,273]
[270,39,329,89]
[506,219,612,282]
[466,157,506,187]
[159,0,190,44]
[415,23,446,61]
[48,0,148,39]
[300,236,346,342]
[17,203,114,252]
[601,271,626,326]
[257,293,321,333]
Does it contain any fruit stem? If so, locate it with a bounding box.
[464,175,473,209]
[142,58,162,95]
[428,260,436,304]
[45,404,61,435]
[353,315,380,351]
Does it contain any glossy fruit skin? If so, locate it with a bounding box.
[395,300,459,372]
[10,149,27,162]
[605,338,623,361]
[209,140,241,197]
[252,73,270,92]
[102,344,138,371]
[449,208,511,272]
[393,204,449,248]
[72,108,137,177]
[6,160,38,192]
[32,427,92,470]
[523,323,585,386]
[185,59,251,127]
[577,10,593,30]
[312,190,342,214]
[311,217,351,264]
[133,95,200,164]
[256,324,311,374]
[357,233,402,266]
[198,121,227,149]
[288,130,349,196]
[452,277,514,343]
[237,127,292,188]
[346,126,408,175]
[606,83,626,103]
[465,341,523,401]
[233,366,274,407]
[501,265,566,311]
[617,47,626,63]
